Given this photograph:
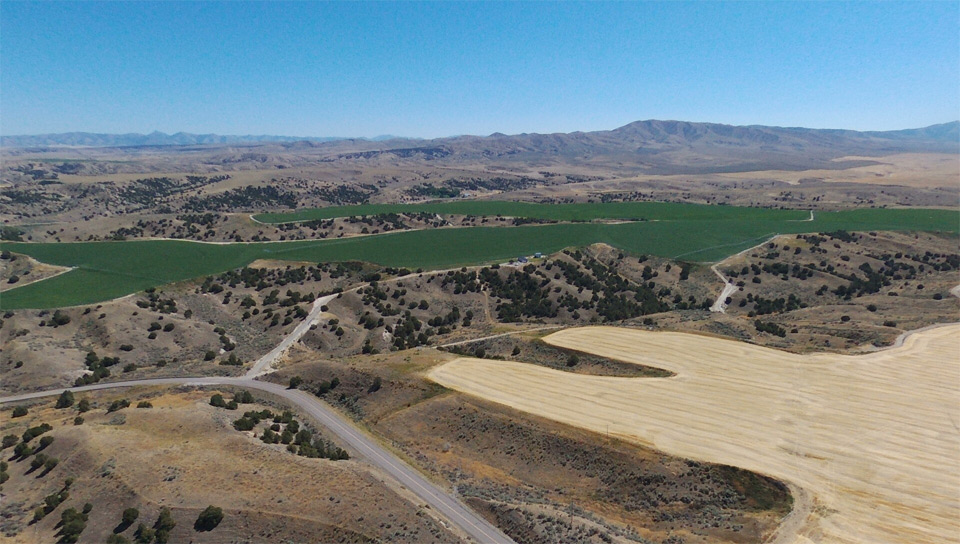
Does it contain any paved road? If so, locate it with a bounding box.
[1,268,526,543]
[0,376,514,544]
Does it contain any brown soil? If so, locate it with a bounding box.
[0,387,461,544]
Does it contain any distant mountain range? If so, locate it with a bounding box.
[3,120,956,175]
[0,131,408,148]
[2,122,956,150]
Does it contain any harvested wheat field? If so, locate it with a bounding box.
[428,324,960,544]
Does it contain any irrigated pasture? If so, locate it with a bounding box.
[252,199,954,227]
[428,325,960,544]
[2,206,956,309]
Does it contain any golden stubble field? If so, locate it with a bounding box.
[715,153,960,188]
[428,324,960,544]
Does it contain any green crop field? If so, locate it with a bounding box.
[253,200,809,223]
[2,206,956,309]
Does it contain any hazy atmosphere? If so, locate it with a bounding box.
[2,1,958,137]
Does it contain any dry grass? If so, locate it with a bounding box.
[1,388,459,543]
[428,324,960,544]
[703,153,960,188]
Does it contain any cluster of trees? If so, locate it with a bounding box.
[276,217,336,233]
[75,351,121,386]
[447,175,539,192]
[426,306,461,334]
[55,503,91,542]
[0,188,57,207]
[28,450,59,475]
[178,211,224,228]
[218,353,243,366]
[358,311,385,330]
[345,213,409,233]
[1,227,25,241]
[407,183,461,199]
[211,264,326,292]
[56,390,75,409]
[182,185,299,212]
[40,310,72,327]
[832,262,889,299]
[117,177,185,207]
[208,326,237,353]
[359,282,399,315]
[209,390,255,410]
[314,377,341,395]
[314,184,376,205]
[511,216,557,226]
[483,267,557,322]
[389,313,429,349]
[799,234,957,299]
[233,408,348,460]
[486,252,670,322]
[754,320,787,337]
[6,421,55,461]
[136,288,178,313]
[825,230,858,243]
[32,478,72,523]
[126,506,177,543]
[741,293,806,316]
[107,399,131,413]
[441,269,483,295]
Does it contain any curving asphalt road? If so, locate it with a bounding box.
[1,383,513,543]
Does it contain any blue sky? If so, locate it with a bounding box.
[1,1,957,137]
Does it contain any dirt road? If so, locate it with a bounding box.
[429,324,960,544]
[708,265,737,313]
[708,234,790,313]
[247,292,338,377]
[437,325,564,348]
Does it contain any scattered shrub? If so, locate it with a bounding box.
[107,399,131,413]
[55,390,75,409]
[121,507,140,527]
[194,505,224,531]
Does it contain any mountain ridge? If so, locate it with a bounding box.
[2,120,956,149]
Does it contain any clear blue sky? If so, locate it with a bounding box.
[1,1,957,137]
